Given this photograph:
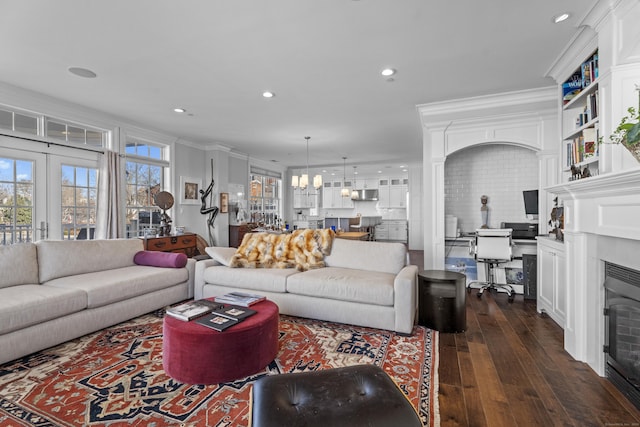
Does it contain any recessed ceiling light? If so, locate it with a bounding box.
[68,67,97,78]
[553,12,570,23]
[262,91,275,98]
[173,108,186,113]
[381,68,396,77]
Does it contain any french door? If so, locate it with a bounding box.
[0,143,47,244]
[0,137,99,244]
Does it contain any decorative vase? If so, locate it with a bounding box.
[623,138,640,163]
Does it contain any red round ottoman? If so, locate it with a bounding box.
[162,300,279,384]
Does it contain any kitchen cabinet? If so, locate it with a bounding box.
[378,177,408,208]
[322,180,353,209]
[537,237,566,328]
[293,219,323,230]
[375,220,407,243]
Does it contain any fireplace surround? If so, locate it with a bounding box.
[548,168,640,378]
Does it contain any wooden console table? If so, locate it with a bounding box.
[142,232,197,257]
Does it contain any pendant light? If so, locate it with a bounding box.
[341,157,350,197]
[291,136,322,191]
[351,166,359,200]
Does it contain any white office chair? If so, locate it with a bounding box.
[468,228,515,302]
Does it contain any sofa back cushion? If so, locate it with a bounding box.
[0,243,39,288]
[324,239,407,274]
[37,239,144,282]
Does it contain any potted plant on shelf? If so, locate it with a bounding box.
[608,85,640,162]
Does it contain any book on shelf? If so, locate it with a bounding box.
[194,313,239,332]
[562,71,582,104]
[212,304,257,321]
[583,128,597,157]
[581,61,592,88]
[165,299,222,321]
[214,292,266,307]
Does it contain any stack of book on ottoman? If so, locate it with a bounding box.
[165,293,263,331]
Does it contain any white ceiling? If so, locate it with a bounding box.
[0,0,594,174]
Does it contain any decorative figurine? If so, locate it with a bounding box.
[480,195,489,229]
[200,159,219,246]
[154,191,174,236]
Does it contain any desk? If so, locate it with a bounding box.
[444,236,537,295]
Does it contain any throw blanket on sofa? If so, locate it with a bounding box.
[230,229,335,271]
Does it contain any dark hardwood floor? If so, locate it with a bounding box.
[406,250,640,426]
[437,289,640,427]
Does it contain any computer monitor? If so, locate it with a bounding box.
[523,189,538,220]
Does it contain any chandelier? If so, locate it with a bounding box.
[291,136,322,191]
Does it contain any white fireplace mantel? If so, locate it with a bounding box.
[546,167,640,376]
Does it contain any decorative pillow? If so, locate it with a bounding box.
[204,246,237,267]
[133,251,188,268]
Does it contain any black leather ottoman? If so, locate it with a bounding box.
[249,364,423,427]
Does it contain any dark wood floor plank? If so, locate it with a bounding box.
[457,350,486,427]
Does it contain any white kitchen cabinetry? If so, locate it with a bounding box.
[378,177,408,208]
[375,220,407,243]
[322,180,353,209]
[537,237,566,328]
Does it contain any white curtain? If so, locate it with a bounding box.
[96,150,123,239]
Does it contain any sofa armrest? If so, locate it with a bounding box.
[194,259,220,300]
[393,264,418,334]
[185,258,196,299]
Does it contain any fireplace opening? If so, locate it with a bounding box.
[605,262,640,410]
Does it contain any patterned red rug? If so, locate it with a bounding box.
[0,310,439,426]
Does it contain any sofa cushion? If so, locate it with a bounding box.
[286,267,396,306]
[134,250,188,268]
[44,265,188,308]
[324,239,406,275]
[37,239,143,282]
[0,284,87,334]
[204,246,237,266]
[0,243,39,289]
[202,265,298,293]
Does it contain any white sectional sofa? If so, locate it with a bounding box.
[195,238,418,334]
[0,239,195,364]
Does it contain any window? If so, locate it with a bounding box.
[0,157,34,244]
[0,107,38,135]
[249,169,281,226]
[125,140,169,238]
[46,119,106,148]
[61,165,97,240]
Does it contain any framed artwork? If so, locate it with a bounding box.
[180,176,201,205]
[220,192,229,213]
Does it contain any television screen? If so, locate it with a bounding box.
[523,190,538,215]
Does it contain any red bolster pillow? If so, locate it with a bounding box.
[134,251,188,268]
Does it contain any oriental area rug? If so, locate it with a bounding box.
[0,310,439,427]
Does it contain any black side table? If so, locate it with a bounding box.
[418,270,466,333]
